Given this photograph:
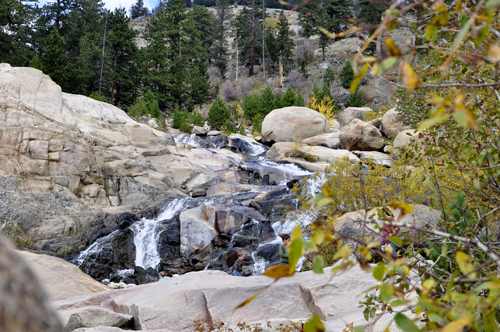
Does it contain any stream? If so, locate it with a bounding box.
[74,134,324,283]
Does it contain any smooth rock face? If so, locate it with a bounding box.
[337,107,369,127]
[191,125,207,135]
[17,250,109,301]
[302,131,341,149]
[380,108,405,138]
[55,267,377,332]
[340,119,386,151]
[0,235,64,332]
[65,308,133,332]
[261,107,330,144]
[266,142,360,164]
[179,206,217,257]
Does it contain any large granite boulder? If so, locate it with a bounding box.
[179,206,217,257]
[54,267,377,332]
[337,107,370,127]
[340,119,385,151]
[16,250,109,301]
[266,142,360,164]
[261,107,330,144]
[380,108,405,138]
[302,131,341,149]
[0,235,64,332]
[393,130,424,157]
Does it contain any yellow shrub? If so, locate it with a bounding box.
[308,96,336,126]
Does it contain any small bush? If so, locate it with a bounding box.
[172,107,193,133]
[208,97,231,130]
[89,92,107,102]
[191,112,205,127]
[220,80,237,101]
[281,87,296,107]
[308,96,337,125]
[323,67,335,88]
[251,113,264,136]
[299,59,308,79]
[394,87,430,128]
[345,87,367,108]
[1,223,37,249]
[339,60,355,89]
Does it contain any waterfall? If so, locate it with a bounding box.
[132,197,192,270]
[74,230,119,268]
[173,134,200,147]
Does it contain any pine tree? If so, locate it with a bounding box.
[260,86,275,115]
[191,5,213,63]
[340,60,355,89]
[107,8,139,106]
[299,59,308,79]
[30,55,44,70]
[345,87,367,108]
[281,87,296,107]
[212,0,230,77]
[130,0,150,19]
[295,93,305,107]
[234,3,264,76]
[323,67,335,89]
[274,11,295,73]
[42,28,67,90]
[187,62,211,110]
[208,97,231,129]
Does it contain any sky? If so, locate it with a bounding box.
[36,0,158,14]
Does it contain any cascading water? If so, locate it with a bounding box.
[132,197,192,269]
[173,134,200,147]
[74,230,119,268]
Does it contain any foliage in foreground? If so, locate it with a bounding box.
[235,0,500,330]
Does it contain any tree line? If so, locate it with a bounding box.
[0,0,383,113]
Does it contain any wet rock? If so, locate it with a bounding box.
[256,244,281,263]
[232,234,258,247]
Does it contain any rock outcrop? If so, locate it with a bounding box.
[340,119,385,151]
[54,267,377,332]
[266,142,360,164]
[380,108,406,138]
[336,107,369,127]
[17,250,109,301]
[261,107,330,144]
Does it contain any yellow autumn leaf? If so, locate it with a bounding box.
[401,62,422,91]
[263,264,294,279]
[385,37,402,57]
[456,251,477,278]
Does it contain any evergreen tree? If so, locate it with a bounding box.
[130,0,150,18]
[191,5,213,63]
[260,86,275,115]
[208,97,231,129]
[107,8,139,105]
[356,0,386,54]
[266,11,295,73]
[30,55,44,70]
[281,87,296,107]
[187,62,211,110]
[212,0,230,77]
[345,87,367,108]
[323,67,335,88]
[0,0,37,65]
[242,94,262,119]
[295,93,305,107]
[299,59,308,79]
[299,0,352,60]
[340,60,355,89]
[42,28,68,90]
[234,3,264,76]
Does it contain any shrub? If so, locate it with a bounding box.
[323,67,335,89]
[339,60,355,89]
[207,97,231,130]
[298,59,308,79]
[345,87,367,108]
[89,92,107,102]
[308,96,337,125]
[295,93,305,107]
[220,80,237,101]
[191,112,205,127]
[172,107,193,133]
[251,113,264,136]
[260,86,275,115]
[242,93,262,119]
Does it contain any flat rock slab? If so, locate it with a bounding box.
[17,250,109,301]
[65,308,133,331]
[55,268,376,332]
[266,142,360,164]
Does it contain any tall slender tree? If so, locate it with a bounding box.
[234,5,264,76]
[42,28,68,90]
[212,0,230,77]
[106,8,139,105]
[190,5,214,63]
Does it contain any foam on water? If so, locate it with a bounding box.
[132,197,191,269]
[174,133,200,147]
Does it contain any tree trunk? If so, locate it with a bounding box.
[249,0,255,76]
[110,53,117,105]
[279,56,283,88]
